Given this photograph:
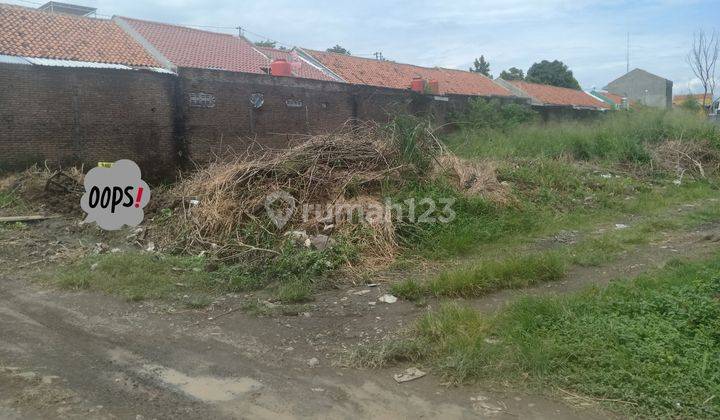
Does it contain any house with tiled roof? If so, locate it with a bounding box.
[672,93,714,108]
[496,79,610,111]
[114,16,267,74]
[114,17,338,82]
[254,47,336,82]
[0,4,161,69]
[296,48,514,98]
[589,90,632,110]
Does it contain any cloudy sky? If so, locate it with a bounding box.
[9,0,719,92]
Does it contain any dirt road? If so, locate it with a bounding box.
[0,274,599,419]
[1,211,718,419]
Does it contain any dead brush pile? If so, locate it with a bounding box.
[431,154,511,204]
[650,139,720,180]
[0,164,84,215]
[160,120,504,262]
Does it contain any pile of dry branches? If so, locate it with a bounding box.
[160,120,505,261]
[650,139,720,180]
[0,164,84,215]
[167,122,408,254]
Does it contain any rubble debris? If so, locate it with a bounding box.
[307,357,319,368]
[93,243,109,254]
[378,294,398,304]
[470,395,505,416]
[393,367,426,383]
[309,234,335,251]
[285,230,309,243]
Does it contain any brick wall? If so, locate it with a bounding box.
[0,63,178,179]
[178,69,516,163]
[178,68,356,161]
[1,63,537,180]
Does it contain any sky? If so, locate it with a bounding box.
[8,0,720,93]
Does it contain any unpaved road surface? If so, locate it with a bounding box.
[1,209,718,419]
[0,275,595,419]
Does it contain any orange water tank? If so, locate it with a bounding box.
[271,59,292,77]
[410,77,425,93]
[428,79,439,94]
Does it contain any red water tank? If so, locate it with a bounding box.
[271,59,292,77]
[428,79,439,94]
[410,77,425,93]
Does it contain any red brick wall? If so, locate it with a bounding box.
[177,69,494,162]
[1,64,527,179]
[178,68,356,161]
[0,63,179,179]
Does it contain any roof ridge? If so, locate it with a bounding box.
[115,15,239,39]
[307,48,491,78]
[512,80,587,93]
[0,3,109,23]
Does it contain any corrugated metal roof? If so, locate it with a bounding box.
[0,54,177,75]
[24,56,133,69]
[142,66,176,74]
[0,54,30,64]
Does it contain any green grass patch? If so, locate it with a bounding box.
[53,252,214,302]
[51,238,356,306]
[390,153,717,262]
[0,190,18,209]
[394,198,720,300]
[393,253,566,299]
[447,108,720,162]
[372,255,720,417]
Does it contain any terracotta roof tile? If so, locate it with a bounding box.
[509,81,610,109]
[304,49,512,97]
[0,5,159,67]
[673,93,712,106]
[119,16,267,73]
[255,47,335,81]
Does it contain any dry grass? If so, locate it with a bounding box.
[431,154,511,204]
[157,121,511,263]
[650,139,720,180]
[165,122,414,257]
[0,164,84,214]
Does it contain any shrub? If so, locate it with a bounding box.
[453,98,538,131]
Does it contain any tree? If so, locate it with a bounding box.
[680,96,702,112]
[254,40,277,48]
[327,45,350,55]
[469,56,491,77]
[687,30,719,110]
[526,60,581,89]
[499,67,524,81]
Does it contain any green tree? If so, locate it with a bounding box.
[469,56,491,77]
[499,67,525,81]
[680,96,702,112]
[327,45,351,55]
[254,40,277,48]
[526,60,581,89]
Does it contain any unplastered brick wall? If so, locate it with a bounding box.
[177,68,498,162]
[1,63,532,179]
[0,63,179,179]
[178,68,357,161]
